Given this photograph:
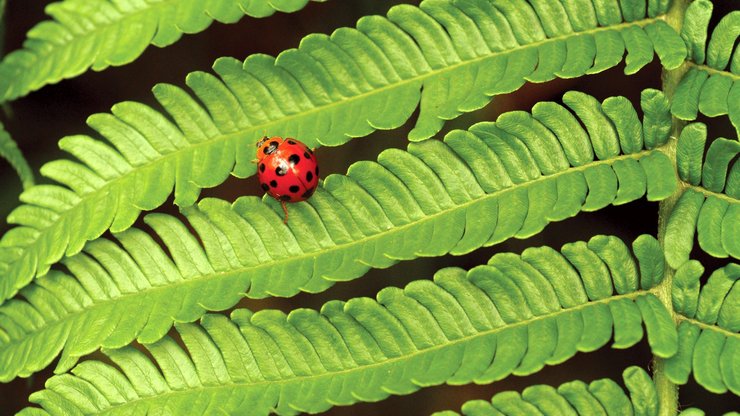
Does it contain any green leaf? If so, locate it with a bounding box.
[602,96,643,155]
[640,89,671,150]
[0,88,680,374]
[672,260,704,318]
[678,409,706,416]
[0,0,322,102]
[676,123,707,186]
[20,236,677,415]
[0,1,685,302]
[673,9,740,134]
[631,234,664,290]
[635,294,678,358]
[680,0,713,64]
[666,263,740,395]
[706,11,740,72]
[673,133,740,261]
[644,20,686,70]
[664,189,705,269]
[0,121,34,189]
[623,366,658,416]
[702,139,740,193]
[671,68,710,121]
[438,366,656,416]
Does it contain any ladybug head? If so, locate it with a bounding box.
[255,136,283,160]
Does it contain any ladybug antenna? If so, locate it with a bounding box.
[256,136,268,147]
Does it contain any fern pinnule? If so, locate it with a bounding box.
[0,122,34,189]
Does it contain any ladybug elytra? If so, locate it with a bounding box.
[255,136,319,223]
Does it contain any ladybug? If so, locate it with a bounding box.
[255,136,319,223]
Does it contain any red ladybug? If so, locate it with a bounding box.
[256,136,319,223]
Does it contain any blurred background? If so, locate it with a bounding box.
[0,0,736,414]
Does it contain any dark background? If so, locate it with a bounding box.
[0,1,736,414]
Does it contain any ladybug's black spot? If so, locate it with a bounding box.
[287,140,297,145]
[306,171,313,182]
[275,163,288,176]
[270,180,278,188]
[289,185,300,193]
[259,163,265,172]
[301,187,315,199]
[261,183,269,191]
[304,151,311,159]
[280,195,292,202]
[264,141,278,155]
[288,154,300,167]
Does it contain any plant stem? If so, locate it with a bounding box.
[655,0,690,415]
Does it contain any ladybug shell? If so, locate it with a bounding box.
[257,137,319,203]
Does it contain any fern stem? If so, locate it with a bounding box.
[655,0,690,414]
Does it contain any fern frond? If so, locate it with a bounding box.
[0,0,685,302]
[0,0,323,102]
[0,90,679,381]
[674,4,740,134]
[664,123,739,268]
[0,121,34,189]
[665,263,739,395]
[433,366,658,416]
[19,235,678,415]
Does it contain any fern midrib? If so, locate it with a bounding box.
[676,314,739,338]
[94,291,651,415]
[0,16,663,291]
[688,62,740,81]
[684,182,738,204]
[0,147,667,358]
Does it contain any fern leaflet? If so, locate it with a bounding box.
[0,121,34,189]
[664,123,739,268]
[673,3,740,134]
[665,262,739,395]
[0,90,679,381]
[0,0,323,102]
[434,366,659,416]
[19,235,677,415]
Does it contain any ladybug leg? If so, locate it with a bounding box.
[281,200,289,224]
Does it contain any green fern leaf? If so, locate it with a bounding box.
[434,366,656,416]
[680,0,712,65]
[0,91,679,381]
[0,0,323,102]
[665,126,740,267]
[665,263,740,395]
[0,121,34,189]
[0,0,685,302]
[19,236,677,415]
[672,8,740,134]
